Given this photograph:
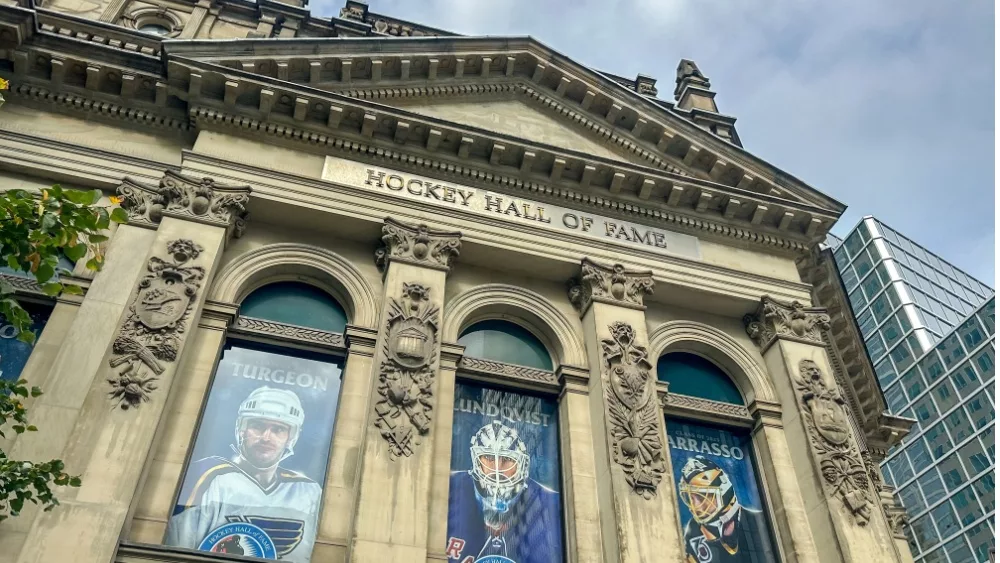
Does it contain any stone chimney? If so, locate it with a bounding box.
[673,59,741,147]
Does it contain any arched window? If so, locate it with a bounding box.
[659,351,780,562]
[448,318,564,562]
[240,281,348,333]
[657,352,744,405]
[165,280,348,561]
[458,319,553,370]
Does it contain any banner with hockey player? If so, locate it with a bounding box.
[667,419,778,563]
[166,343,344,562]
[446,382,564,563]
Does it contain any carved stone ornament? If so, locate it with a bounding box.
[116,171,251,239]
[374,218,462,273]
[567,258,655,314]
[107,239,205,410]
[743,296,831,352]
[795,359,875,525]
[374,282,441,459]
[601,321,665,499]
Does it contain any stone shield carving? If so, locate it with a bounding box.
[601,321,665,499]
[374,282,440,459]
[108,239,205,410]
[795,359,874,525]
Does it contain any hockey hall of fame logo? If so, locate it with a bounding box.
[199,520,278,559]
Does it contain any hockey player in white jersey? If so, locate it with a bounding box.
[166,386,321,562]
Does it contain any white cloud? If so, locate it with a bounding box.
[312,0,995,287]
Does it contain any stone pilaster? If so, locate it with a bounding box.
[14,172,250,563]
[426,342,464,562]
[568,258,684,563]
[743,296,902,563]
[349,219,461,563]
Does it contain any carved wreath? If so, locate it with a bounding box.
[601,321,665,499]
[374,282,440,459]
[795,359,874,525]
[108,239,205,410]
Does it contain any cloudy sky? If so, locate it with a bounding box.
[313,0,995,286]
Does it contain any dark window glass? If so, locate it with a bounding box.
[924,421,953,459]
[980,425,994,462]
[841,265,859,290]
[937,453,967,491]
[944,537,975,563]
[973,347,994,379]
[876,358,897,387]
[885,383,909,414]
[967,521,993,563]
[959,440,990,475]
[834,247,850,269]
[951,362,980,399]
[936,334,966,370]
[870,293,892,322]
[861,270,882,301]
[882,317,904,348]
[855,249,875,279]
[950,486,984,526]
[889,341,915,373]
[866,333,887,361]
[931,379,959,414]
[0,302,53,382]
[850,287,867,311]
[958,317,987,350]
[887,454,915,484]
[918,470,947,506]
[844,231,864,257]
[972,474,995,512]
[898,481,924,513]
[931,502,961,543]
[657,353,743,405]
[901,368,925,402]
[911,394,938,427]
[919,352,946,384]
[241,281,348,333]
[945,409,974,443]
[459,320,553,370]
[965,391,993,429]
[858,309,877,336]
[977,299,995,333]
[911,513,940,552]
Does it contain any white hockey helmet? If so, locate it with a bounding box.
[469,421,529,512]
[234,386,305,464]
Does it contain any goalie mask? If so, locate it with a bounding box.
[469,421,529,518]
[679,456,740,533]
[233,386,305,470]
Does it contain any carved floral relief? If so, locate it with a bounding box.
[117,172,251,238]
[374,282,441,459]
[795,359,874,525]
[108,239,205,410]
[601,321,665,499]
[743,296,831,351]
[374,218,461,273]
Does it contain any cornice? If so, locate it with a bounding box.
[187,105,813,255]
[9,83,189,130]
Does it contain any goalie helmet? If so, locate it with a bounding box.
[468,421,529,514]
[234,386,305,467]
[678,456,739,528]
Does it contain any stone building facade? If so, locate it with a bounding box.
[0,1,916,562]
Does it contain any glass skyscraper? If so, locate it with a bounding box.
[828,216,995,563]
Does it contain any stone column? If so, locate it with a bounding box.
[751,402,821,563]
[15,172,251,563]
[743,297,901,563]
[864,451,914,563]
[556,363,604,563]
[348,219,461,563]
[567,258,684,563]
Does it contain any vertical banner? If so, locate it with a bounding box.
[446,382,564,563]
[667,419,778,563]
[0,302,51,382]
[166,344,343,562]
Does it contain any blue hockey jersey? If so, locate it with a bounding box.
[446,471,564,563]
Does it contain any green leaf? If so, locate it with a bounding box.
[63,243,86,263]
[110,207,128,225]
[87,234,109,244]
[16,330,35,345]
[40,283,62,297]
[40,213,57,231]
[61,284,83,296]
[35,263,54,284]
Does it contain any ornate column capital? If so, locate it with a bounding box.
[117,171,251,240]
[567,258,654,315]
[374,217,462,273]
[742,295,830,352]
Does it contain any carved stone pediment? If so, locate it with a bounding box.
[117,171,251,239]
[374,217,461,273]
[743,295,830,352]
[568,258,654,315]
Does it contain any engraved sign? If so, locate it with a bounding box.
[322,156,701,260]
